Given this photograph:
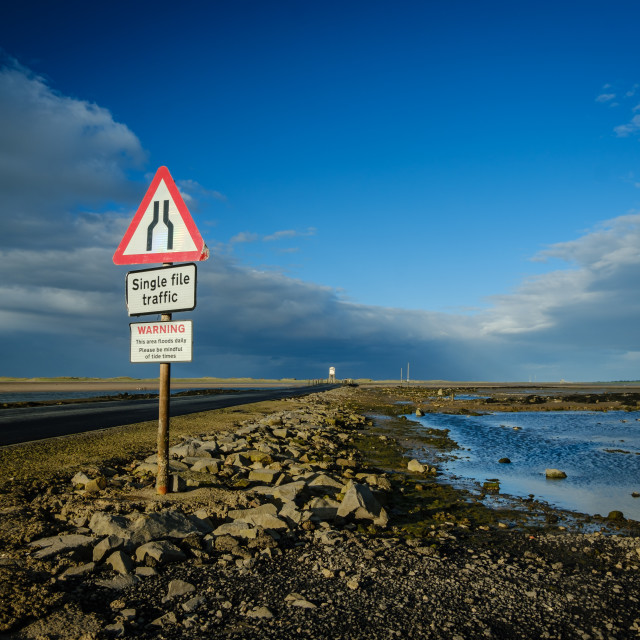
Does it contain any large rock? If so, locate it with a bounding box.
[60,562,96,580]
[228,504,288,531]
[407,459,426,473]
[273,481,308,502]
[170,440,201,459]
[90,510,202,546]
[545,468,567,479]
[30,534,95,560]
[93,535,126,562]
[134,511,202,540]
[308,473,344,493]
[89,513,131,541]
[164,579,195,601]
[106,550,133,575]
[136,540,186,564]
[248,468,279,484]
[190,459,221,474]
[306,497,340,521]
[337,481,388,526]
[212,522,258,539]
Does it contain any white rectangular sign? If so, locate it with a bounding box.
[130,320,193,363]
[126,263,196,316]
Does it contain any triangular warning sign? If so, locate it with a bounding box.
[113,166,209,265]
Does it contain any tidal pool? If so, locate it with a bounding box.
[411,411,640,521]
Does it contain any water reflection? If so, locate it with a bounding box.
[411,411,640,520]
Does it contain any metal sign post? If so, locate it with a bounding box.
[114,166,208,495]
[157,310,172,495]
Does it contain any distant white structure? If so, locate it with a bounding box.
[329,366,336,383]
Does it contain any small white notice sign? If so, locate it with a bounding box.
[126,263,196,316]
[130,320,193,363]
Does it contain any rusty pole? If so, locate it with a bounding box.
[156,311,172,494]
[156,263,173,495]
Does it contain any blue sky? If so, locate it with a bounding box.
[2,0,640,381]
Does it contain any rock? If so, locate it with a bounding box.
[129,510,203,543]
[170,440,201,458]
[30,534,95,560]
[133,460,188,475]
[347,578,360,590]
[190,459,221,474]
[607,510,625,521]
[149,611,178,627]
[84,477,108,493]
[212,522,258,539]
[71,471,93,487]
[246,450,273,464]
[169,474,187,493]
[272,428,289,438]
[89,513,132,541]
[291,598,317,609]
[246,606,274,619]
[135,540,186,564]
[545,469,567,479]
[188,511,215,534]
[104,622,126,637]
[135,566,158,577]
[407,459,426,473]
[228,504,288,530]
[182,595,205,612]
[314,529,342,546]
[337,481,388,526]
[95,575,138,590]
[279,502,304,526]
[60,562,96,580]
[248,468,279,484]
[308,473,344,493]
[498,458,511,464]
[285,593,316,608]
[307,497,340,521]
[273,480,308,502]
[93,536,126,563]
[164,579,196,601]
[416,408,425,416]
[106,550,133,575]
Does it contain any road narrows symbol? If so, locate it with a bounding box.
[146,200,174,252]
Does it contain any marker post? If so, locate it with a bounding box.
[157,306,172,495]
[113,166,208,495]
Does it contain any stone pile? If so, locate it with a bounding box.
[27,404,394,590]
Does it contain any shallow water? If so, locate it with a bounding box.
[411,411,640,521]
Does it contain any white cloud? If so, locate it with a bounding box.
[263,227,316,241]
[614,114,640,137]
[230,231,260,243]
[177,179,227,204]
[596,93,616,103]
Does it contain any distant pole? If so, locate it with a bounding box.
[401,367,403,384]
[407,362,410,385]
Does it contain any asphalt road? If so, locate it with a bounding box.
[0,384,338,446]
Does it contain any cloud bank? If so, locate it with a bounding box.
[2,63,640,381]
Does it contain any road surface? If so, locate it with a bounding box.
[0,384,338,446]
